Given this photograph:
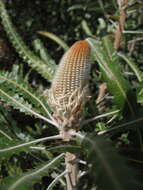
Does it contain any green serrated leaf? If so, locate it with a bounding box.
[87,36,133,114]
[0,134,61,161]
[0,86,54,126]
[82,134,143,190]
[0,72,51,117]
[0,153,64,190]
[0,0,56,81]
[0,87,33,115]
[0,137,29,160]
[33,38,56,64]
[118,52,143,82]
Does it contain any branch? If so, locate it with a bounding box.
[114,0,128,50]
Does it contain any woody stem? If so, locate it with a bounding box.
[65,152,78,190]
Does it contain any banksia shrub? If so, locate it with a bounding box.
[49,40,91,135]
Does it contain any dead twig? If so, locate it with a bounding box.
[96,83,107,112]
[114,0,128,50]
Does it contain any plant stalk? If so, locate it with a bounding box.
[65,152,78,190]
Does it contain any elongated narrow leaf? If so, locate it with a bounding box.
[82,134,143,190]
[47,170,67,190]
[0,137,30,160]
[0,0,56,81]
[33,38,56,64]
[137,82,143,104]
[0,73,51,117]
[38,31,69,51]
[0,153,64,190]
[0,104,29,141]
[81,20,95,37]
[0,87,33,115]
[118,52,143,82]
[0,86,54,126]
[87,37,133,113]
[48,144,81,153]
[0,134,61,160]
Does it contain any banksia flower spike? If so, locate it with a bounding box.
[49,40,91,139]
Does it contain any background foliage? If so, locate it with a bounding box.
[0,0,143,189]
